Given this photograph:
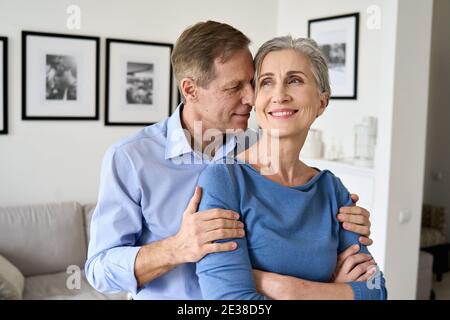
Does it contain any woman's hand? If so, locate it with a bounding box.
[332,244,377,283]
[338,193,373,246]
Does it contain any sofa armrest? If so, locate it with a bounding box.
[0,254,25,300]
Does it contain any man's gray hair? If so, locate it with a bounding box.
[254,35,331,97]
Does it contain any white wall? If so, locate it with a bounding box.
[423,0,450,240]
[0,0,277,205]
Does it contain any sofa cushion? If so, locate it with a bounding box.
[0,202,87,277]
[83,203,96,245]
[23,270,128,300]
[0,254,25,299]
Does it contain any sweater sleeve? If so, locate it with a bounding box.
[334,176,388,300]
[195,164,267,300]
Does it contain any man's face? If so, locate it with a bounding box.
[195,48,255,132]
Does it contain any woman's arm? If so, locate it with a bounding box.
[197,235,267,300]
[253,270,354,300]
[196,164,267,300]
[252,245,376,300]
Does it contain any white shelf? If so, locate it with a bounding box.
[302,157,376,217]
[302,157,375,176]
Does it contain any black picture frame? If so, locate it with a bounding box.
[0,36,7,134]
[105,38,173,126]
[22,31,99,120]
[308,13,359,100]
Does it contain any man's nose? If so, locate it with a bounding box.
[241,84,255,106]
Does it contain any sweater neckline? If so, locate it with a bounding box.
[231,158,327,190]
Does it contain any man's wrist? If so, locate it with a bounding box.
[165,235,183,266]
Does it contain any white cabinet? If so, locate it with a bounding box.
[303,158,375,217]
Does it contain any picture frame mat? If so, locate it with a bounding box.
[107,40,172,124]
[25,35,97,117]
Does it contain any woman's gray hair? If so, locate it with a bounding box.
[254,35,331,97]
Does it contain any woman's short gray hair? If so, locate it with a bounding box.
[254,35,331,97]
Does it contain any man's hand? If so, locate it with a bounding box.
[337,193,373,246]
[332,244,377,283]
[171,186,245,264]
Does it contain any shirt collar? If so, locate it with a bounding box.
[165,103,238,162]
[165,104,194,160]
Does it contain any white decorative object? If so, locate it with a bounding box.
[353,116,377,167]
[324,137,340,161]
[302,129,324,158]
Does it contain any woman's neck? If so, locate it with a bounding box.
[240,130,316,186]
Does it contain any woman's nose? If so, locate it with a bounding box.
[271,85,290,104]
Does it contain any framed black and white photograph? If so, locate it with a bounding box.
[308,13,359,99]
[22,31,99,120]
[0,37,7,134]
[105,38,172,126]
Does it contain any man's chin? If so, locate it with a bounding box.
[228,119,249,131]
[207,120,248,133]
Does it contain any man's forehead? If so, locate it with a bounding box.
[215,60,254,78]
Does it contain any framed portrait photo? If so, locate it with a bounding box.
[308,13,359,99]
[105,38,173,126]
[22,31,99,120]
[0,36,7,134]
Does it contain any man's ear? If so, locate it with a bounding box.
[181,78,198,103]
[316,92,329,117]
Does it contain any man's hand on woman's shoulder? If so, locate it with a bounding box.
[171,186,245,264]
[337,193,373,246]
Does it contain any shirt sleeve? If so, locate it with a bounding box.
[334,177,388,300]
[196,164,267,300]
[84,146,143,295]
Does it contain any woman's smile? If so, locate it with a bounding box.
[268,108,299,120]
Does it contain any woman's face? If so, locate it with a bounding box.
[255,49,328,138]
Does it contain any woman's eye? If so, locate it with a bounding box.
[288,78,303,84]
[260,79,271,87]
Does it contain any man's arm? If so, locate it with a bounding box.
[134,187,244,287]
[86,145,244,294]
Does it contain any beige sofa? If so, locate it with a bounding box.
[0,201,128,300]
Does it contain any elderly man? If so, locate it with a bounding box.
[85,21,373,300]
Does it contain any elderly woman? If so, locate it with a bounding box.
[195,36,387,300]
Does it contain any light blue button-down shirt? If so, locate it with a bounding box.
[85,105,239,300]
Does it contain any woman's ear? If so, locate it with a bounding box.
[316,92,329,117]
[181,78,198,103]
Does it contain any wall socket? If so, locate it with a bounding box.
[398,210,412,224]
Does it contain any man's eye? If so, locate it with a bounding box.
[228,85,241,91]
